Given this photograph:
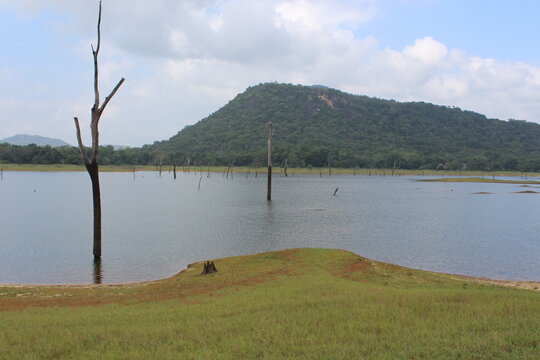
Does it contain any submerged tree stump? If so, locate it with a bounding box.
[201,261,218,275]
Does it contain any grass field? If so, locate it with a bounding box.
[1,248,539,359]
[418,177,540,185]
[1,163,539,178]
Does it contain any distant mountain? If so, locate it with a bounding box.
[151,82,540,170]
[1,134,71,147]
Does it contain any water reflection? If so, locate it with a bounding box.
[0,172,539,283]
[93,258,102,284]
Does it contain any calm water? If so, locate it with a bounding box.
[0,171,539,284]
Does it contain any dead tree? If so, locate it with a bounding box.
[186,155,191,173]
[153,154,165,176]
[282,158,288,177]
[74,1,125,259]
[267,122,273,201]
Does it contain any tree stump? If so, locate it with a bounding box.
[201,261,218,275]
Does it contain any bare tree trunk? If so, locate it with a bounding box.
[267,122,273,201]
[73,1,124,259]
[173,164,177,179]
[89,164,102,257]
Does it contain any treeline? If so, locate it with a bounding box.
[4,83,540,171]
[0,143,150,166]
[2,142,540,172]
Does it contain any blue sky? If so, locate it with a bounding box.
[0,0,539,146]
[365,0,540,65]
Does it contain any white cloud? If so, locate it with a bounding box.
[1,0,539,146]
[403,36,448,65]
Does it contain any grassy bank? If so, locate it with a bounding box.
[1,163,539,178]
[419,177,540,185]
[1,248,539,359]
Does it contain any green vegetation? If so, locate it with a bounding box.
[1,248,539,359]
[3,83,540,171]
[2,163,540,178]
[0,163,149,172]
[152,83,540,171]
[419,177,540,184]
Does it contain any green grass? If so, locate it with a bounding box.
[1,163,539,178]
[419,177,540,185]
[1,248,539,359]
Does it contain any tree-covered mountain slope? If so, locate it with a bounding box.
[152,83,540,170]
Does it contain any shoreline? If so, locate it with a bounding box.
[1,164,540,177]
[1,253,538,292]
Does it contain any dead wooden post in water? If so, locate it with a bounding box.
[73,1,125,259]
[267,122,273,201]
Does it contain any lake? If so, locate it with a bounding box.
[0,170,539,284]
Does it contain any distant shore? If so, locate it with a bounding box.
[1,163,539,178]
[418,177,540,185]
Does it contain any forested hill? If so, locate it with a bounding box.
[151,83,540,170]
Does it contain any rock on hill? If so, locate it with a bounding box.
[151,83,540,170]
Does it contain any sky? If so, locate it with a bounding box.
[0,0,539,147]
